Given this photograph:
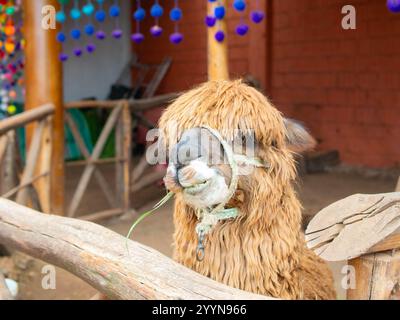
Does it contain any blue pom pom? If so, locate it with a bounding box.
[71,29,81,40]
[233,0,246,12]
[170,8,182,21]
[214,6,225,20]
[84,24,95,36]
[56,32,66,43]
[134,8,146,21]
[151,4,164,18]
[95,10,106,22]
[70,8,81,20]
[109,5,120,17]
[82,3,95,16]
[56,11,66,23]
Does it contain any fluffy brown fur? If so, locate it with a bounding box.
[158,80,336,300]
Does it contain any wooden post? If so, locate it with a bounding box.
[23,0,64,215]
[116,102,132,215]
[347,251,400,300]
[207,0,229,81]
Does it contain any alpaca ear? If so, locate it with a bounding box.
[284,118,317,153]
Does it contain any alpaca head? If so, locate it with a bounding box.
[159,80,315,215]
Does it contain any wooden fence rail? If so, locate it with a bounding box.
[0,198,271,300]
[0,104,55,211]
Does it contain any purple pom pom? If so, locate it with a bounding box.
[251,11,265,24]
[387,0,400,12]
[59,53,69,62]
[87,44,96,53]
[96,31,106,40]
[236,24,249,36]
[131,33,145,44]
[74,48,83,57]
[112,29,123,39]
[205,15,217,27]
[150,25,163,37]
[215,30,225,42]
[170,32,183,44]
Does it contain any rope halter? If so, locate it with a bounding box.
[194,126,270,261]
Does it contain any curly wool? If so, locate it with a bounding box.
[159,80,336,300]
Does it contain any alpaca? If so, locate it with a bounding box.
[158,80,336,300]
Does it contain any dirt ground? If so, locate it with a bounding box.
[0,168,397,300]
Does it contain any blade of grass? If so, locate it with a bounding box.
[125,192,174,254]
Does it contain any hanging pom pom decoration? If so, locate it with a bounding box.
[110,0,122,39]
[70,0,83,57]
[95,0,106,40]
[205,0,226,43]
[132,0,145,44]
[234,0,248,36]
[0,0,24,118]
[56,0,69,62]
[82,0,96,54]
[169,0,183,44]
[251,0,265,24]
[150,0,164,39]
[387,0,400,13]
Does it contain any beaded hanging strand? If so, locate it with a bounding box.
[95,0,106,40]
[251,0,265,24]
[70,0,83,57]
[56,0,69,62]
[169,0,183,44]
[82,0,96,54]
[149,0,163,40]
[213,0,226,43]
[132,0,145,43]
[234,0,248,36]
[110,0,122,39]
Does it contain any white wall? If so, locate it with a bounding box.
[62,1,132,102]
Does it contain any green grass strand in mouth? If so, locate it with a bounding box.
[125,192,175,253]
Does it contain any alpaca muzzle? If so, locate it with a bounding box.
[165,126,270,261]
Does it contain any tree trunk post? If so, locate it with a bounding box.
[23,0,64,215]
[207,0,229,81]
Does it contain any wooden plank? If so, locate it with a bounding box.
[0,134,9,164]
[67,105,123,217]
[65,93,179,112]
[0,131,19,197]
[79,208,124,222]
[65,113,117,208]
[121,102,132,213]
[66,158,125,167]
[131,171,166,193]
[207,0,229,80]
[368,233,400,254]
[0,198,272,300]
[0,104,54,135]
[16,120,45,206]
[2,173,49,199]
[132,155,150,183]
[396,177,400,192]
[34,117,52,213]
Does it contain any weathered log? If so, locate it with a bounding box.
[305,192,400,261]
[0,199,271,300]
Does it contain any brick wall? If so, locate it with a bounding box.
[270,0,400,168]
[134,0,400,168]
[134,1,267,92]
